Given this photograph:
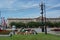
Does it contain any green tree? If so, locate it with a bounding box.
[45,22,54,28]
[53,22,58,27]
[9,22,17,27]
[57,22,60,27]
[16,22,26,28]
[27,22,35,28]
[26,22,44,28]
[10,22,26,28]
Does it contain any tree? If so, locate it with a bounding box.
[16,22,26,28]
[27,22,35,28]
[53,22,58,27]
[10,22,26,28]
[45,22,54,28]
[57,22,60,27]
[27,22,41,28]
[9,22,17,27]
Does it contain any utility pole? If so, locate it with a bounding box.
[44,3,47,34]
[40,1,44,32]
[40,0,47,34]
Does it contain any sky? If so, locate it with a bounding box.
[0,0,60,19]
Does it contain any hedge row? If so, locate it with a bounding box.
[9,22,60,28]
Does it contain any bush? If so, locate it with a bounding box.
[10,22,26,28]
[9,22,17,27]
[51,28,60,31]
[26,22,40,28]
[16,22,26,28]
[0,30,11,35]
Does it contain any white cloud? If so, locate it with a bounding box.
[0,0,60,11]
[0,0,16,8]
[47,3,60,10]
[21,12,40,18]
[21,3,38,9]
[0,0,39,11]
[46,10,60,18]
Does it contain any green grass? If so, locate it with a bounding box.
[0,33,60,40]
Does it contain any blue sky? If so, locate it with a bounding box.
[0,0,60,19]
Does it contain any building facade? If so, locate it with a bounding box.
[7,16,60,27]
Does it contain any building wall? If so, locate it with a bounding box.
[7,17,60,27]
[46,18,60,22]
[7,18,35,27]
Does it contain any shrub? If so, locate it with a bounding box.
[0,30,11,35]
[51,28,60,31]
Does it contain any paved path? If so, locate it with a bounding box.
[6,28,60,35]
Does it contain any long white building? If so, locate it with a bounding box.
[7,16,60,27]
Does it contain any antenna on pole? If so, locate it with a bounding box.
[39,0,47,34]
[39,0,45,32]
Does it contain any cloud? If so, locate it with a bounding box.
[0,0,60,11]
[46,10,60,18]
[20,3,38,9]
[47,4,60,10]
[0,0,39,11]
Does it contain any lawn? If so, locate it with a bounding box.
[0,33,60,40]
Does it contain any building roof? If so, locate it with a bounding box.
[7,17,60,20]
[7,18,34,20]
[47,18,60,20]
